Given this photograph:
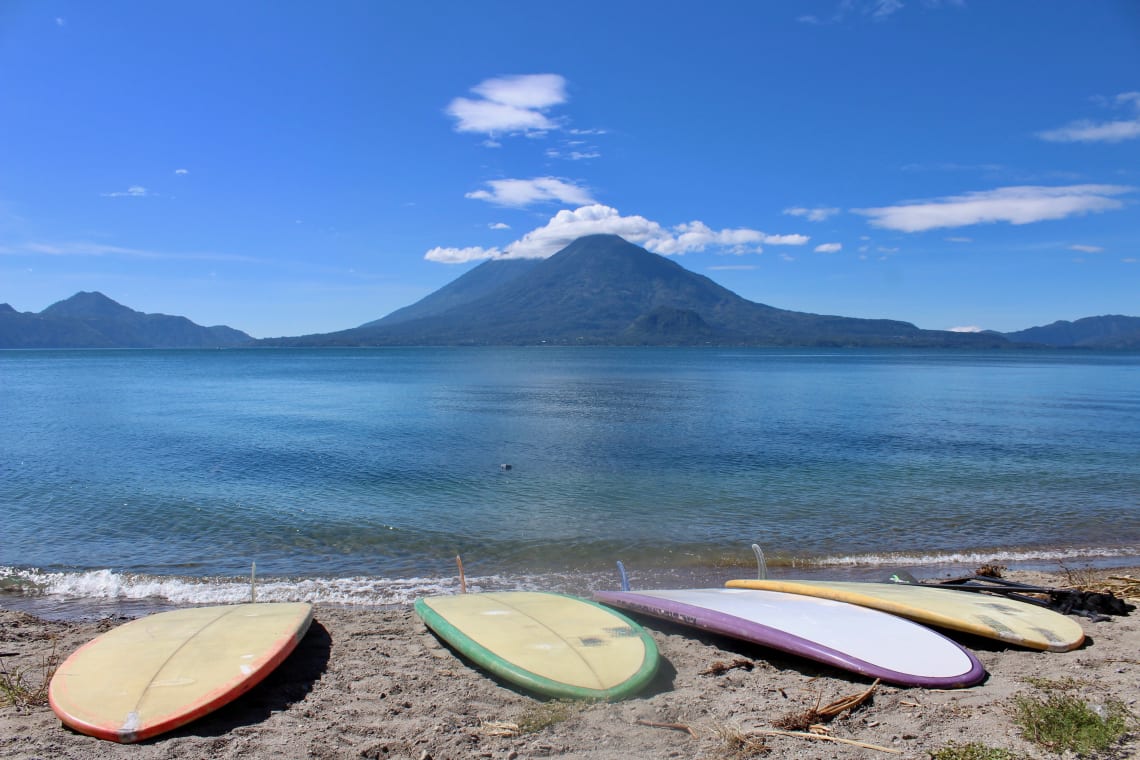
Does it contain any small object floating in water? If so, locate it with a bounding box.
[499,463,512,471]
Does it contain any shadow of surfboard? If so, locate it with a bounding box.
[148,619,333,742]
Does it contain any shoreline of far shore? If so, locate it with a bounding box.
[2,566,1138,760]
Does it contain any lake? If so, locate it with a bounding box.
[2,347,1138,617]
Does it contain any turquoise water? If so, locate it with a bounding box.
[2,347,1138,615]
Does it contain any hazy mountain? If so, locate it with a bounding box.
[1002,315,1140,349]
[0,292,253,349]
[266,234,1009,347]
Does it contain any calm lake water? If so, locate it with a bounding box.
[2,347,1138,617]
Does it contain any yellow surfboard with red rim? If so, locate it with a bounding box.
[49,602,313,743]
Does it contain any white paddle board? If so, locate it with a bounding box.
[49,602,313,742]
[596,587,985,687]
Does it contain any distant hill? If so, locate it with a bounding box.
[1002,316,1140,349]
[265,234,1008,347]
[0,292,253,349]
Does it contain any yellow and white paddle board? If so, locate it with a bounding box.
[725,579,1084,652]
[416,591,658,700]
[49,602,313,743]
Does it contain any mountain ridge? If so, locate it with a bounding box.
[4,236,1138,349]
[269,235,1003,347]
[0,291,253,349]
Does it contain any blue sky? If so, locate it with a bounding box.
[1,1,1137,338]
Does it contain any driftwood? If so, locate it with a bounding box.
[699,657,754,676]
[773,679,880,731]
[753,728,902,754]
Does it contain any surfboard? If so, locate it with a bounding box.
[725,579,1085,652]
[595,588,984,687]
[49,602,314,743]
[415,591,658,700]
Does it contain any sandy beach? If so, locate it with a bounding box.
[2,568,1137,760]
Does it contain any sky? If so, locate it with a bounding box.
[1,1,1138,339]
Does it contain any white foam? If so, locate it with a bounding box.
[0,566,493,607]
[810,546,1140,568]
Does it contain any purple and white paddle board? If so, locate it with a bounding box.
[595,587,985,688]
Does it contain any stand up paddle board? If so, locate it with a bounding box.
[725,579,1085,652]
[595,588,984,687]
[415,591,658,700]
[49,602,313,743]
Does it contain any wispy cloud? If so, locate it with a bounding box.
[174,168,189,175]
[853,184,1134,232]
[805,0,962,24]
[488,222,510,230]
[1038,92,1140,143]
[102,185,152,198]
[1069,244,1104,254]
[945,236,973,243]
[784,206,840,222]
[446,74,567,136]
[869,0,904,19]
[546,148,601,161]
[465,177,594,207]
[425,204,809,263]
[0,240,259,263]
[949,325,985,333]
[814,243,842,253]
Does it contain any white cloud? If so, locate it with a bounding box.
[102,185,151,198]
[1069,244,1104,253]
[945,236,973,243]
[1038,91,1140,143]
[174,168,189,175]
[546,148,601,161]
[814,242,842,253]
[853,184,1134,232]
[1039,120,1140,143]
[766,234,810,245]
[488,222,510,230]
[425,204,811,263]
[473,74,566,109]
[424,245,501,264]
[949,325,985,333]
[465,177,595,208]
[784,206,840,222]
[446,74,567,135]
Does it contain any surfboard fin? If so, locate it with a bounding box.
[752,544,767,580]
[616,560,630,591]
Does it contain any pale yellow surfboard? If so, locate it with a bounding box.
[416,591,658,700]
[725,580,1084,651]
[49,603,313,743]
